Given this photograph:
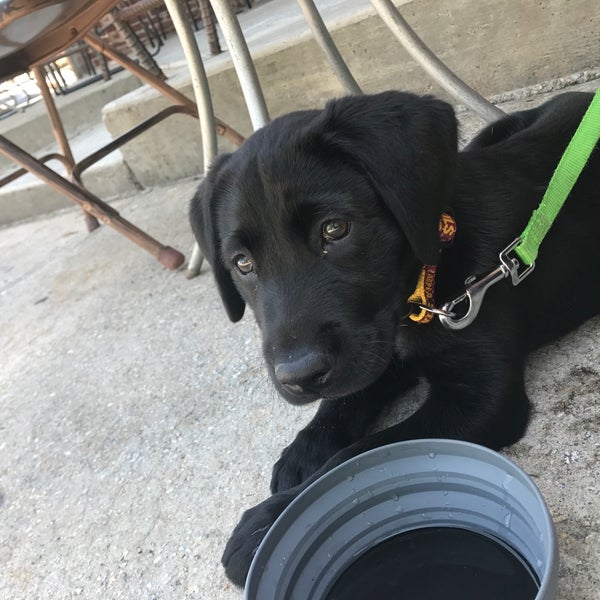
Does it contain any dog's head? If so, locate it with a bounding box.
[190,91,457,404]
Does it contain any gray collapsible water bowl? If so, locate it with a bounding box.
[244,439,558,600]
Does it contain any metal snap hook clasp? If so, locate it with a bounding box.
[437,238,536,331]
[438,266,510,330]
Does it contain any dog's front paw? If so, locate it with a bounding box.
[271,427,348,493]
[222,491,295,587]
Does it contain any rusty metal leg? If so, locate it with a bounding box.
[198,0,222,55]
[0,134,185,270]
[32,65,101,233]
[83,33,245,146]
[0,152,72,187]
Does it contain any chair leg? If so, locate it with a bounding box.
[32,65,101,232]
[163,0,217,279]
[84,212,101,232]
[185,242,204,279]
[0,134,184,270]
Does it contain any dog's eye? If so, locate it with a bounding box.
[234,254,254,274]
[322,220,350,242]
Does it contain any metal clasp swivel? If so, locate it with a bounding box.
[438,238,536,330]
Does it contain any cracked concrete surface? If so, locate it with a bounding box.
[1,83,600,599]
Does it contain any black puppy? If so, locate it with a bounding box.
[190,91,600,586]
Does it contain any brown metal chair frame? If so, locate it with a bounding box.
[0,0,244,270]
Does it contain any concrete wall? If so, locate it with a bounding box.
[103,0,599,188]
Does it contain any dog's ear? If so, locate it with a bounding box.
[314,91,457,266]
[189,154,245,322]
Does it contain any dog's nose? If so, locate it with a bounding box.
[274,352,332,394]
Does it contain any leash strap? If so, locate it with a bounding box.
[515,87,600,265]
[433,88,600,330]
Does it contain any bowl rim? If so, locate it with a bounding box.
[244,438,558,600]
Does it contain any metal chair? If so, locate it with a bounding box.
[0,0,243,270]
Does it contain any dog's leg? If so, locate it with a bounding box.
[331,347,532,454]
[270,367,419,493]
[222,349,530,587]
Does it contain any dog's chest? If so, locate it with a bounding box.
[393,327,419,360]
[394,324,448,362]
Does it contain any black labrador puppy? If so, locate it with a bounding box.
[190,91,600,586]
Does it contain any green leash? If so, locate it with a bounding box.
[437,88,600,330]
[515,87,600,265]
